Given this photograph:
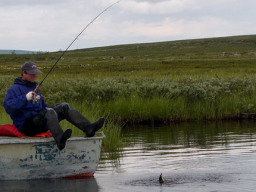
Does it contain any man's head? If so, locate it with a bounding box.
[21,61,42,82]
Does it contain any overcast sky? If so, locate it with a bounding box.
[0,0,255,52]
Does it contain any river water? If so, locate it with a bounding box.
[1,121,256,191]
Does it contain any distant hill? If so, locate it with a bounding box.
[70,34,256,59]
[1,34,256,79]
[2,34,256,56]
[0,50,36,55]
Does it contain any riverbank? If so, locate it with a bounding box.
[27,77,256,122]
[1,77,256,151]
[1,77,256,123]
[1,35,256,150]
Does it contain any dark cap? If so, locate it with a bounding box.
[21,61,42,75]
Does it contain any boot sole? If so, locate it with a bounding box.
[58,129,72,150]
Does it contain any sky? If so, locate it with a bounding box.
[0,0,256,52]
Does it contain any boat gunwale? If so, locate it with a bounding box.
[0,132,105,144]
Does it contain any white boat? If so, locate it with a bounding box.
[0,132,105,180]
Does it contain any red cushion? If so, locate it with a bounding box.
[0,124,52,137]
[35,131,52,137]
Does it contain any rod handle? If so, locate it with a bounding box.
[33,84,40,93]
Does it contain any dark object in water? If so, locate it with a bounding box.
[159,173,164,184]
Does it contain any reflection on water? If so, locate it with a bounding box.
[98,121,256,172]
[0,178,99,192]
[2,121,256,191]
[96,121,256,191]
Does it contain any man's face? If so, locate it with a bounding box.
[22,71,38,82]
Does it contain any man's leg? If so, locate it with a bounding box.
[44,108,72,150]
[22,108,72,150]
[22,110,47,136]
[53,103,104,137]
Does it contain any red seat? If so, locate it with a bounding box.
[0,124,52,137]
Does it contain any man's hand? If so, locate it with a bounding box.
[26,91,36,101]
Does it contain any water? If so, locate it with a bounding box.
[2,121,256,191]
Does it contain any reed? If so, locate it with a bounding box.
[95,94,253,122]
[1,77,256,122]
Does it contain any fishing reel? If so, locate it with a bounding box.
[33,95,41,104]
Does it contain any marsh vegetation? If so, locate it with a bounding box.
[1,35,256,149]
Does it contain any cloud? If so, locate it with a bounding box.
[0,0,256,51]
[120,15,256,43]
[114,0,256,42]
[120,0,201,14]
[0,0,118,50]
[0,0,64,7]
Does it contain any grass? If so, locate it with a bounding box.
[1,34,256,149]
[1,35,256,79]
[2,77,255,122]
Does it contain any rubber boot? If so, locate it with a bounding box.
[68,111,104,137]
[81,117,105,137]
[45,108,72,150]
[54,103,104,137]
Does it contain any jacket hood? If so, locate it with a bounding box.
[14,77,37,87]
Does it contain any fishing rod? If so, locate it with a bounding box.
[33,0,120,94]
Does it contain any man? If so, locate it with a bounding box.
[3,61,104,150]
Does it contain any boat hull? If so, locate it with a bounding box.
[0,132,104,180]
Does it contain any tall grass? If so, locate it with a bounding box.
[1,77,256,122]
[96,94,252,122]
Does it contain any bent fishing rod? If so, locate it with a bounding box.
[33,1,120,93]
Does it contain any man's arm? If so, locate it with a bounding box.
[3,88,28,115]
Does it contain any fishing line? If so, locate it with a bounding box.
[34,0,121,93]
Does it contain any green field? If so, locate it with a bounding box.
[1,34,256,118]
[1,35,256,79]
[1,35,256,149]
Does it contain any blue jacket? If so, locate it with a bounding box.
[3,77,48,132]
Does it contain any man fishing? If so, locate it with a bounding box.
[3,61,104,150]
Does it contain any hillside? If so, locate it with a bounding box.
[1,34,256,79]
[72,34,256,58]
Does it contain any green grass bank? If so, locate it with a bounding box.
[1,35,256,123]
[1,77,256,123]
[1,34,256,149]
